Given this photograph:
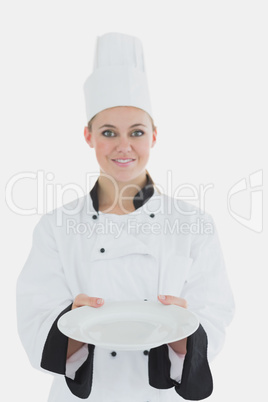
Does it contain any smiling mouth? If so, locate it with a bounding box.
[112,158,135,163]
[111,158,136,166]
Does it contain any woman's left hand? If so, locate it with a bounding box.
[158,294,187,308]
[158,294,188,355]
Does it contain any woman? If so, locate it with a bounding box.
[17,33,235,401]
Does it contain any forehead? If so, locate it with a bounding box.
[92,106,151,128]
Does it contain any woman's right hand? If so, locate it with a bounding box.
[67,294,104,359]
[72,294,104,310]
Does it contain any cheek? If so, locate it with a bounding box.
[94,141,111,158]
[136,139,152,157]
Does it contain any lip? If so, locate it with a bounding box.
[111,158,136,167]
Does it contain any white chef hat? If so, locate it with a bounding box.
[83,32,153,123]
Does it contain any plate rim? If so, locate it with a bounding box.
[58,300,199,350]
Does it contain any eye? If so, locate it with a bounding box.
[131,130,144,137]
[102,130,115,137]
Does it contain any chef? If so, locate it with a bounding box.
[16,32,235,401]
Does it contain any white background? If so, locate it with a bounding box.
[1,0,267,400]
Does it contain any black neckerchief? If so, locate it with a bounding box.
[89,172,155,213]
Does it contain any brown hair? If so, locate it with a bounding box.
[87,110,157,132]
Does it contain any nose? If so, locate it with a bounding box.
[116,136,132,153]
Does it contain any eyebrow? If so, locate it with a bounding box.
[98,123,147,129]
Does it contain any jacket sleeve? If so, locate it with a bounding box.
[149,324,212,400]
[149,213,235,400]
[182,213,235,361]
[16,213,94,398]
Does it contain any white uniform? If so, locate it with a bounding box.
[17,181,234,402]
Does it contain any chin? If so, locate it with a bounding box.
[113,173,137,183]
[109,170,145,184]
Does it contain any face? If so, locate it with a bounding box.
[84,106,157,184]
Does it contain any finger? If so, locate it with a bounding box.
[158,295,187,308]
[72,294,104,309]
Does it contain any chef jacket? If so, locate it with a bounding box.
[16,173,235,402]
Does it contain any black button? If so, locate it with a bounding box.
[111,351,117,357]
[100,248,105,253]
[143,350,149,356]
[92,214,98,220]
[144,299,148,301]
[150,213,155,218]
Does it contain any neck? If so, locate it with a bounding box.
[97,171,148,212]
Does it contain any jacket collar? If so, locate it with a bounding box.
[89,172,155,213]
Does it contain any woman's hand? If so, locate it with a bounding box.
[67,294,104,359]
[158,294,188,355]
[72,294,104,310]
[158,295,187,308]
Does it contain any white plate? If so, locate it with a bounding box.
[58,301,199,350]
